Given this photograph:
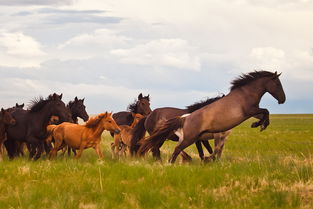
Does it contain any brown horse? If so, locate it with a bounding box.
[0,108,16,159]
[111,113,144,158]
[49,112,120,159]
[139,71,286,163]
[113,93,151,126]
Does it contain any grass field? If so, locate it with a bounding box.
[0,115,313,209]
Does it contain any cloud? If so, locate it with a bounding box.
[0,31,46,67]
[111,39,202,71]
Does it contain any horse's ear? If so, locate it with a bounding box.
[272,71,278,79]
[15,103,18,107]
[1,108,4,113]
[277,72,282,77]
[59,93,63,100]
[138,93,143,100]
[75,96,78,101]
[147,94,150,100]
[21,103,24,108]
[82,98,85,103]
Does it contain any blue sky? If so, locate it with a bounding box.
[0,0,312,114]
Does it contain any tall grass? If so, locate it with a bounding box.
[0,115,312,209]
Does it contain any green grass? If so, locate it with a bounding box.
[1,114,313,209]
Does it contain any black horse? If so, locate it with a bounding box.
[130,96,224,160]
[5,93,71,160]
[113,93,152,126]
[67,97,89,123]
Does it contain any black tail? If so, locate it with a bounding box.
[130,117,147,155]
[138,117,185,156]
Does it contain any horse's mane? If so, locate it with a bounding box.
[85,112,109,128]
[230,71,275,91]
[67,100,75,109]
[127,95,149,113]
[28,96,51,113]
[186,95,225,113]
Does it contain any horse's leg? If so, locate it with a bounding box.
[202,140,213,154]
[49,136,63,159]
[169,138,196,164]
[75,140,87,159]
[95,143,103,160]
[180,151,192,162]
[33,141,44,160]
[4,139,16,159]
[195,141,204,160]
[205,134,223,162]
[151,141,164,161]
[250,108,270,131]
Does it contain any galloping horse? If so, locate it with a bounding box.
[5,93,71,160]
[111,113,144,158]
[130,96,225,161]
[49,112,121,159]
[138,71,286,163]
[0,108,16,159]
[113,93,151,126]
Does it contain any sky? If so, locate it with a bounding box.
[0,0,313,114]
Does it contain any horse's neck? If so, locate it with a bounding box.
[90,122,105,137]
[32,108,53,128]
[239,79,267,105]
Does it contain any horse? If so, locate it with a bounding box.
[112,93,152,127]
[111,113,145,158]
[130,96,226,161]
[49,112,121,159]
[4,93,72,160]
[138,71,286,163]
[0,108,16,159]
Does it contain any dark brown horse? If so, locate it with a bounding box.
[0,108,16,159]
[67,97,89,123]
[113,93,152,126]
[138,71,286,163]
[130,96,225,160]
[4,93,71,160]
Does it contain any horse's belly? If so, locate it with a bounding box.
[63,126,83,149]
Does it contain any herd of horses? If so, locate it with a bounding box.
[0,70,286,163]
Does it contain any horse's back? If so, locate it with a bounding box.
[146,107,187,134]
[113,111,133,126]
[54,122,84,149]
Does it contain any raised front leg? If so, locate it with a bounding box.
[250,108,270,131]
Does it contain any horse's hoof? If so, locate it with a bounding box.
[251,122,260,128]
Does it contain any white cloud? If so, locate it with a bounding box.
[249,47,285,69]
[0,31,46,67]
[111,39,201,71]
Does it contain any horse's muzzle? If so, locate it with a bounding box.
[114,129,121,134]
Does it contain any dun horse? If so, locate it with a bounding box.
[130,96,227,161]
[49,112,121,159]
[138,71,286,163]
[0,108,16,159]
[111,113,144,158]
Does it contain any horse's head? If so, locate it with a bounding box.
[69,97,89,122]
[131,113,145,127]
[100,112,120,134]
[47,93,72,122]
[136,93,152,116]
[1,108,16,125]
[265,72,286,104]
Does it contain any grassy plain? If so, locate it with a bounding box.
[0,114,313,209]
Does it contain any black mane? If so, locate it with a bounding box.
[127,100,137,113]
[127,95,150,113]
[230,71,275,91]
[28,96,51,113]
[186,95,224,113]
[67,100,75,109]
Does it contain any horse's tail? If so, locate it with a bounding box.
[138,117,185,156]
[130,117,147,155]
